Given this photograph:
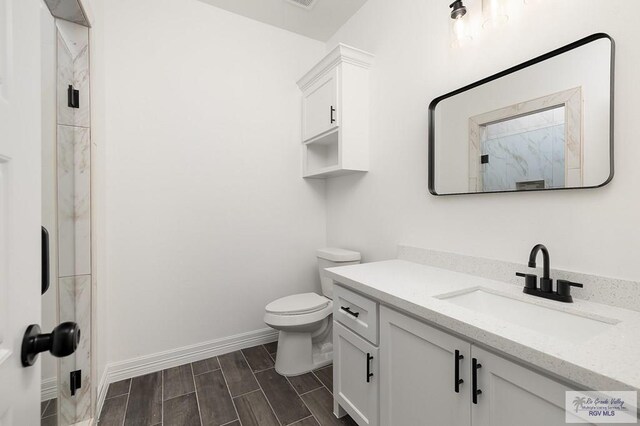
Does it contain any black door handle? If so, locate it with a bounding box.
[366,353,374,383]
[42,226,50,295]
[454,349,464,393]
[21,322,80,367]
[67,85,80,108]
[472,358,482,404]
[330,106,336,124]
[340,306,360,318]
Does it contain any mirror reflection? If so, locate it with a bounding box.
[429,34,614,195]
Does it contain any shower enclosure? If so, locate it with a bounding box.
[41,0,93,424]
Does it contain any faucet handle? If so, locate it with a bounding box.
[557,280,583,298]
[516,272,537,290]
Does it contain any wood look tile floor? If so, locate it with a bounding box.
[99,344,357,426]
[41,398,57,425]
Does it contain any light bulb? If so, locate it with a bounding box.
[483,0,509,29]
[451,16,472,47]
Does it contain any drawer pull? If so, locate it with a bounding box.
[472,358,482,404]
[340,306,360,318]
[366,353,374,383]
[454,349,464,393]
[330,105,336,124]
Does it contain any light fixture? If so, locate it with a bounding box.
[450,0,467,19]
[482,0,509,29]
[449,0,472,48]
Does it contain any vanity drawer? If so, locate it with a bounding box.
[334,285,378,345]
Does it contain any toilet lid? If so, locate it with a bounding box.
[266,293,330,315]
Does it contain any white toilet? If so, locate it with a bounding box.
[264,247,361,376]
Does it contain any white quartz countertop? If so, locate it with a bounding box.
[325,259,640,392]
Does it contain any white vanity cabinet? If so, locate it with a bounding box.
[334,322,379,426]
[379,306,472,426]
[333,285,587,426]
[472,346,589,426]
[333,285,380,426]
[297,44,373,178]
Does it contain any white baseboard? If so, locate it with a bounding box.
[96,328,278,420]
[96,368,109,423]
[42,377,57,402]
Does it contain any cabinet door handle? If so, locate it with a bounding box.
[340,306,360,318]
[330,106,336,124]
[366,353,374,383]
[454,349,464,393]
[472,358,482,404]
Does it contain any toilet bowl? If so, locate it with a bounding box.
[264,248,361,376]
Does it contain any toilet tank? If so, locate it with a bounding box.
[317,248,361,299]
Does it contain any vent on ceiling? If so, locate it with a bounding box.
[285,0,318,10]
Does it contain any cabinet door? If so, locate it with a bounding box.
[302,67,339,141]
[380,307,472,426]
[334,321,379,426]
[471,346,595,426]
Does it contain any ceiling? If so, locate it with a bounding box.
[198,0,368,41]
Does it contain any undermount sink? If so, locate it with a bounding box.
[437,288,619,344]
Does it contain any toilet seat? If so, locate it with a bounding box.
[264,293,333,329]
[266,293,330,316]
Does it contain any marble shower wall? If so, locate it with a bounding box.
[57,19,90,129]
[59,276,92,425]
[58,125,91,277]
[56,19,92,425]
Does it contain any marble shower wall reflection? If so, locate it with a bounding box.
[56,19,92,425]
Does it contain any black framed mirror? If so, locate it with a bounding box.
[428,33,615,196]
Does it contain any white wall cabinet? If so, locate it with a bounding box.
[297,44,373,178]
[333,286,588,426]
[302,67,339,142]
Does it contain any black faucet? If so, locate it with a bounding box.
[528,244,552,293]
[516,244,583,303]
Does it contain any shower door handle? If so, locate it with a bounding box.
[68,85,80,108]
[42,226,50,295]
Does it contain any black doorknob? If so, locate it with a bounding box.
[21,322,80,367]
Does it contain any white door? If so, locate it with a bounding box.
[0,0,44,424]
[302,67,339,142]
[380,306,472,426]
[471,346,595,426]
[334,321,379,426]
